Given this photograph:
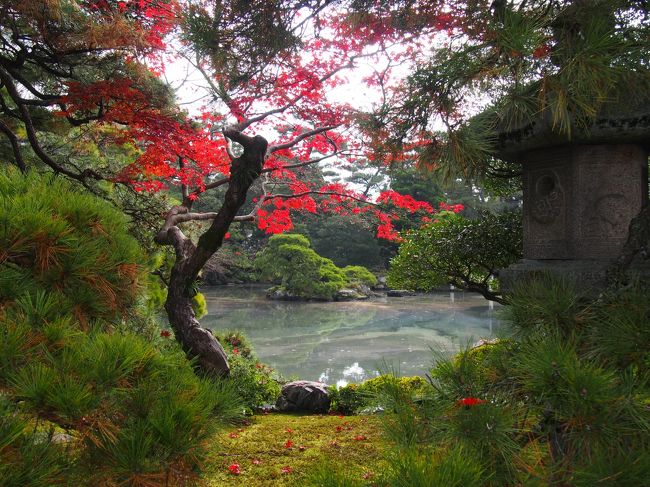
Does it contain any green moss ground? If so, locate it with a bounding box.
[206,413,386,486]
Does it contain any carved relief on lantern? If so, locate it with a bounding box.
[524,162,569,259]
[530,170,563,224]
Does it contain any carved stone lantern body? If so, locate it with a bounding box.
[496,108,650,292]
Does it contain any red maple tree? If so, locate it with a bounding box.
[1,0,461,375]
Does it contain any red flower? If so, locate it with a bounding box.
[458,397,486,407]
[533,44,551,59]
[281,466,293,474]
[229,432,239,439]
[160,330,171,338]
[285,428,294,433]
[353,435,367,441]
[232,347,239,355]
[284,439,293,449]
[335,426,342,432]
[227,463,241,475]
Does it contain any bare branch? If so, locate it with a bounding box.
[264,190,377,207]
[154,205,195,254]
[263,152,339,173]
[222,127,257,147]
[267,125,338,155]
[201,176,231,193]
[193,152,340,200]
[0,119,26,171]
[225,136,236,160]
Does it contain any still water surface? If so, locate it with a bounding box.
[202,285,500,386]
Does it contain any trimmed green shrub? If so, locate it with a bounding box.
[343,265,378,287]
[255,234,347,300]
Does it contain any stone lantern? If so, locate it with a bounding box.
[495,104,650,292]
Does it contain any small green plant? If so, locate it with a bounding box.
[328,375,427,414]
[213,330,282,412]
[501,273,587,338]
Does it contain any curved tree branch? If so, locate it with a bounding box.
[0,65,101,182]
[0,119,26,171]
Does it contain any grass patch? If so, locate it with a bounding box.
[206,412,386,486]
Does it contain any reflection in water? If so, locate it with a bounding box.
[201,285,500,386]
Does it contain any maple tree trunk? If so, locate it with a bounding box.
[161,133,268,376]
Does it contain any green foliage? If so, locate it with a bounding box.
[373,277,650,485]
[388,210,522,302]
[384,446,485,487]
[0,170,244,485]
[255,233,375,300]
[0,398,71,487]
[429,340,517,400]
[328,375,427,415]
[384,0,650,179]
[586,284,650,371]
[191,291,208,319]
[342,265,377,287]
[501,274,587,338]
[214,331,281,413]
[0,168,144,323]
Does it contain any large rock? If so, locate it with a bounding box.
[276,380,330,413]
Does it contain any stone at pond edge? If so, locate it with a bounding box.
[276,380,330,413]
[335,288,368,301]
[386,289,416,297]
[266,286,373,301]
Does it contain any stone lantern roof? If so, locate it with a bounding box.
[491,99,650,163]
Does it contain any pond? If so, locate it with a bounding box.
[201,285,500,386]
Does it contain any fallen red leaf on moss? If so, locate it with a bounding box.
[457,397,486,407]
